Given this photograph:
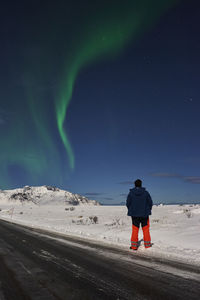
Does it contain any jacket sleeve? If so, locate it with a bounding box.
[146,192,153,209]
[126,192,131,208]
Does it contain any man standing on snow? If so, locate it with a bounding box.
[126,179,153,250]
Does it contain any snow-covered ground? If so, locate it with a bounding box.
[0,190,200,266]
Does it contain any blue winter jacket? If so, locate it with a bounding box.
[126,187,153,217]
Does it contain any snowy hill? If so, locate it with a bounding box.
[0,185,100,206]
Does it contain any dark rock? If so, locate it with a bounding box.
[45,186,59,192]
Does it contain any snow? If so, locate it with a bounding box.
[0,187,200,266]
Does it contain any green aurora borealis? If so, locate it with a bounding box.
[1,0,178,188]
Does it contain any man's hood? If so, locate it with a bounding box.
[130,187,146,195]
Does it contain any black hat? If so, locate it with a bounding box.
[134,179,142,187]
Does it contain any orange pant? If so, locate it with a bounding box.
[131,217,151,249]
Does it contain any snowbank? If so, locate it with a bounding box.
[0,202,200,266]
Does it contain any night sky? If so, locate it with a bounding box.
[1,0,200,204]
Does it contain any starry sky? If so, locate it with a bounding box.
[0,0,200,204]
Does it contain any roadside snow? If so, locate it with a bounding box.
[0,203,200,266]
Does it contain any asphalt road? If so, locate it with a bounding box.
[0,219,199,300]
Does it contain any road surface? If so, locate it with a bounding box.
[0,219,199,300]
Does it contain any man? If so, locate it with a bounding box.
[126,179,153,250]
